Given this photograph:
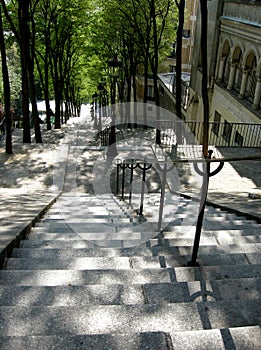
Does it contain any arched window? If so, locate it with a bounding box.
[223,54,230,85]
[245,54,257,103]
[233,48,243,94]
[221,40,230,85]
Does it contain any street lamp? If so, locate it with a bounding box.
[91,92,98,127]
[107,54,123,158]
[108,55,123,105]
[97,82,106,132]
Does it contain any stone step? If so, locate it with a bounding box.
[0,264,260,285]
[163,229,260,239]
[169,326,261,350]
[0,327,259,350]
[0,277,260,306]
[26,233,217,246]
[0,326,256,350]
[164,221,259,231]
[0,332,170,350]
[5,251,256,270]
[159,235,261,247]
[30,222,158,233]
[12,247,258,265]
[37,217,132,224]
[0,300,260,336]
[19,239,261,254]
[0,268,174,285]
[162,233,261,245]
[31,221,259,237]
[216,235,261,245]
[30,230,146,240]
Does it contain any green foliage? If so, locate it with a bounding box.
[0,43,21,106]
[1,0,178,107]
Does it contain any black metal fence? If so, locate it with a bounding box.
[160,121,261,148]
[98,120,261,148]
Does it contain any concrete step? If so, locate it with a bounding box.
[19,239,261,254]
[27,233,217,246]
[0,268,174,285]
[163,229,260,238]
[158,235,261,247]
[12,247,257,265]
[169,326,261,350]
[0,300,260,336]
[29,231,144,241]
[30,222,158,234]
[5,252,256,270]
[165,222,260,232]
[162,233,261,245]
[37,217,131,224]
[0,332,170,350]
[1,264,260,285]
[0,277,260,306]
[0,326,260,350]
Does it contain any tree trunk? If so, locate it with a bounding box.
[151,0,160,144]
[143,50,149,128]
[175,0,185,120]
[200,0,209,158]
[18,0,31,143]
[29,7,42,143]
[0,5,12,154]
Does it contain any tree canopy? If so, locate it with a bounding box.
[0,0,178,146]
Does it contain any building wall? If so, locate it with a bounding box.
[182,0,199,72]
[189,0,261,126]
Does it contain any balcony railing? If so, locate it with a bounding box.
[161,121,261,148]
[98,116,261,148]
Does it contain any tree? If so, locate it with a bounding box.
[0,3,12,153]
[34,0,91,128]
[200,0,209,158]
[174,0,185,120]
[1,0,42,142]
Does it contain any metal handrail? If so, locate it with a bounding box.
[112,154,260,266]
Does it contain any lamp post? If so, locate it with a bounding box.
[107,55,123,158]
[91,92,98,127]
[97,82,105,132]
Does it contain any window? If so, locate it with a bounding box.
[246,56,257,103]
[223,56,230,85]
[233,51,243,94]
[234,131,243,147]
[212,111,221,136]
[222,120,232,144]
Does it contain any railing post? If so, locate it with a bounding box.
[120,160,128,200]
[188,150,224,266]
[127,159,138,207]
[158,156,167,231]
[155,156,175,231]
[115,159,121,195]
[137,161,152,217]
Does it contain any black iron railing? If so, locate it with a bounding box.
[111,154,261,265]
[97,120,260,148]
[161,121,261,148]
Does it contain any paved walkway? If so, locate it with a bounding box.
[0,109,260,263]
[200,147,261,221]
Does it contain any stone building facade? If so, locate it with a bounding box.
[189,0,261,120]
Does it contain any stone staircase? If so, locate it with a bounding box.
[0,191,260,349]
